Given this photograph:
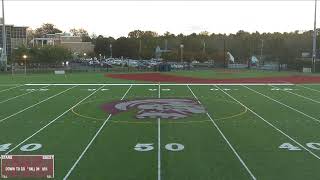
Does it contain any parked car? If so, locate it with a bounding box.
[171,64,184,69]
[113,59,123,66]
[100,61,112,68]
[88,60,100,66]
[128,60,139,67]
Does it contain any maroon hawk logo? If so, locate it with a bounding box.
[101,99,206,119]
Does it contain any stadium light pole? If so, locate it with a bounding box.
[1,0,7,71]
[224,38,227,68]
[312,0,317,73]
[139,39,142,60]
[110,44,112,58]
[260,39,264,66]
[23,54,27,76]
[180,44,184,63]
[202,40,206,54]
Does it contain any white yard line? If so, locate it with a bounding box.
[298,85,320,93]
[0,86,76,124]
[158,83,161,180]
[243,85,320,124]
[187,85,256,180]
[0,84,24,93]
[63,85,132,180]
[0,91,34,104]
[270,85,320,104]
[215,85,320,161]
[0,84,21,86]
[5,85,105,155]
[0,85,51,104]
[25,83,294,86]
[62,115,112,180]
[121,85,133,100]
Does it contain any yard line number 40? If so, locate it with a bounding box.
[0,143,42,152]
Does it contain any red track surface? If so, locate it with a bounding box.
[107,73,320,84]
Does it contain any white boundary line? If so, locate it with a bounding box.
[25,83,294,86]
[4,85,105,155]
[63,85,132,180]
[215,85,320,160]
[0,86,76,124]
[270,85,320,104]
[243,85,320,124]
[187,85,256,180]
[298,85,320,93]
[0,85,50,104]
[157,83,161,180]
[0,84,24,93]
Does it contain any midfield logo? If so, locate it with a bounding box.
[101,99,206,119]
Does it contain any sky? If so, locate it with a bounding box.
[3,1,318,38]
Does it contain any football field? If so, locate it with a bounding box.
[0,82,320,179]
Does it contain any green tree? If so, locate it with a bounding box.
[12,46,72,64]
[94,35,115,57]
[128,30,144,39]
[70,28,91,42]
[34,23,62,37]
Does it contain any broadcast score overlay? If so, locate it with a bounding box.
[1,155,54,178]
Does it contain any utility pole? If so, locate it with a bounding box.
[1,0,7,71]
[312,0,317,73]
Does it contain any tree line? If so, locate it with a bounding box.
[20,23,319,66]
[93,30,317,66]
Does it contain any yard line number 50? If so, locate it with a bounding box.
[134,143,184,152]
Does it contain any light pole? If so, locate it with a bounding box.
[23,54,27,75]
[260,39,264,66]
[110,44,112,58]
[180,44,184,63]
[139,39,142,60]
[224,38,227,68]
[165,39,168,51]
[1,0,7,71]
[312,0,317,73]
[202,40,206,54]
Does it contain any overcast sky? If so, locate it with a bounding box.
[3,1,318,38]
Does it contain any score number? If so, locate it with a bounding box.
[134,143,184,152]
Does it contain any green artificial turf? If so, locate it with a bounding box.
[0,72,320,179]
[166,69,320,79]
[0,69,319,85]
